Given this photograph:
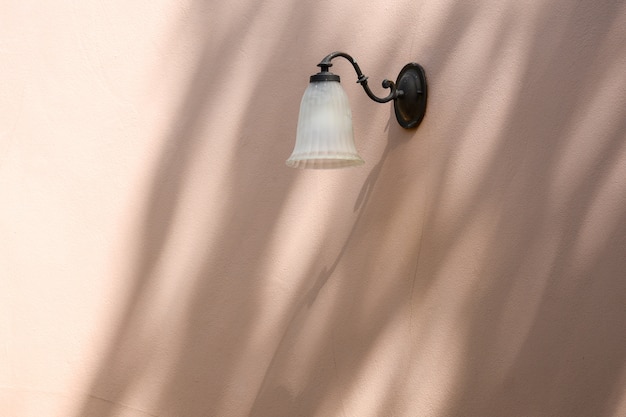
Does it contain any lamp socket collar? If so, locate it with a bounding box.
[310,71,340,82]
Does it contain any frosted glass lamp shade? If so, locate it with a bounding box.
[286,80,364,169]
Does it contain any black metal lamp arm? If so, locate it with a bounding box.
[317,51,401,104]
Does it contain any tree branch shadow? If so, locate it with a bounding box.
[70,0,626,416]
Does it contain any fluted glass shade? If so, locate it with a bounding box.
[286,80,364,169]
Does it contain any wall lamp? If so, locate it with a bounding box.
[286,51,427,169]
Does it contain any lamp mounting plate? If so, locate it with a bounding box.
[394,63,427,129]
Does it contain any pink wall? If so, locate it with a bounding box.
[2,0,626,416]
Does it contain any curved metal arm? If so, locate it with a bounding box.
[317,51,401,103]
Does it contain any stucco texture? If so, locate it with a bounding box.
[2,0,626,416]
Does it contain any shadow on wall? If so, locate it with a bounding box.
[420,1,626,417]
[73,0,626,416]
[72,0,413,415]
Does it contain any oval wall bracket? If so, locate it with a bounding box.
[394,63,427,129]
